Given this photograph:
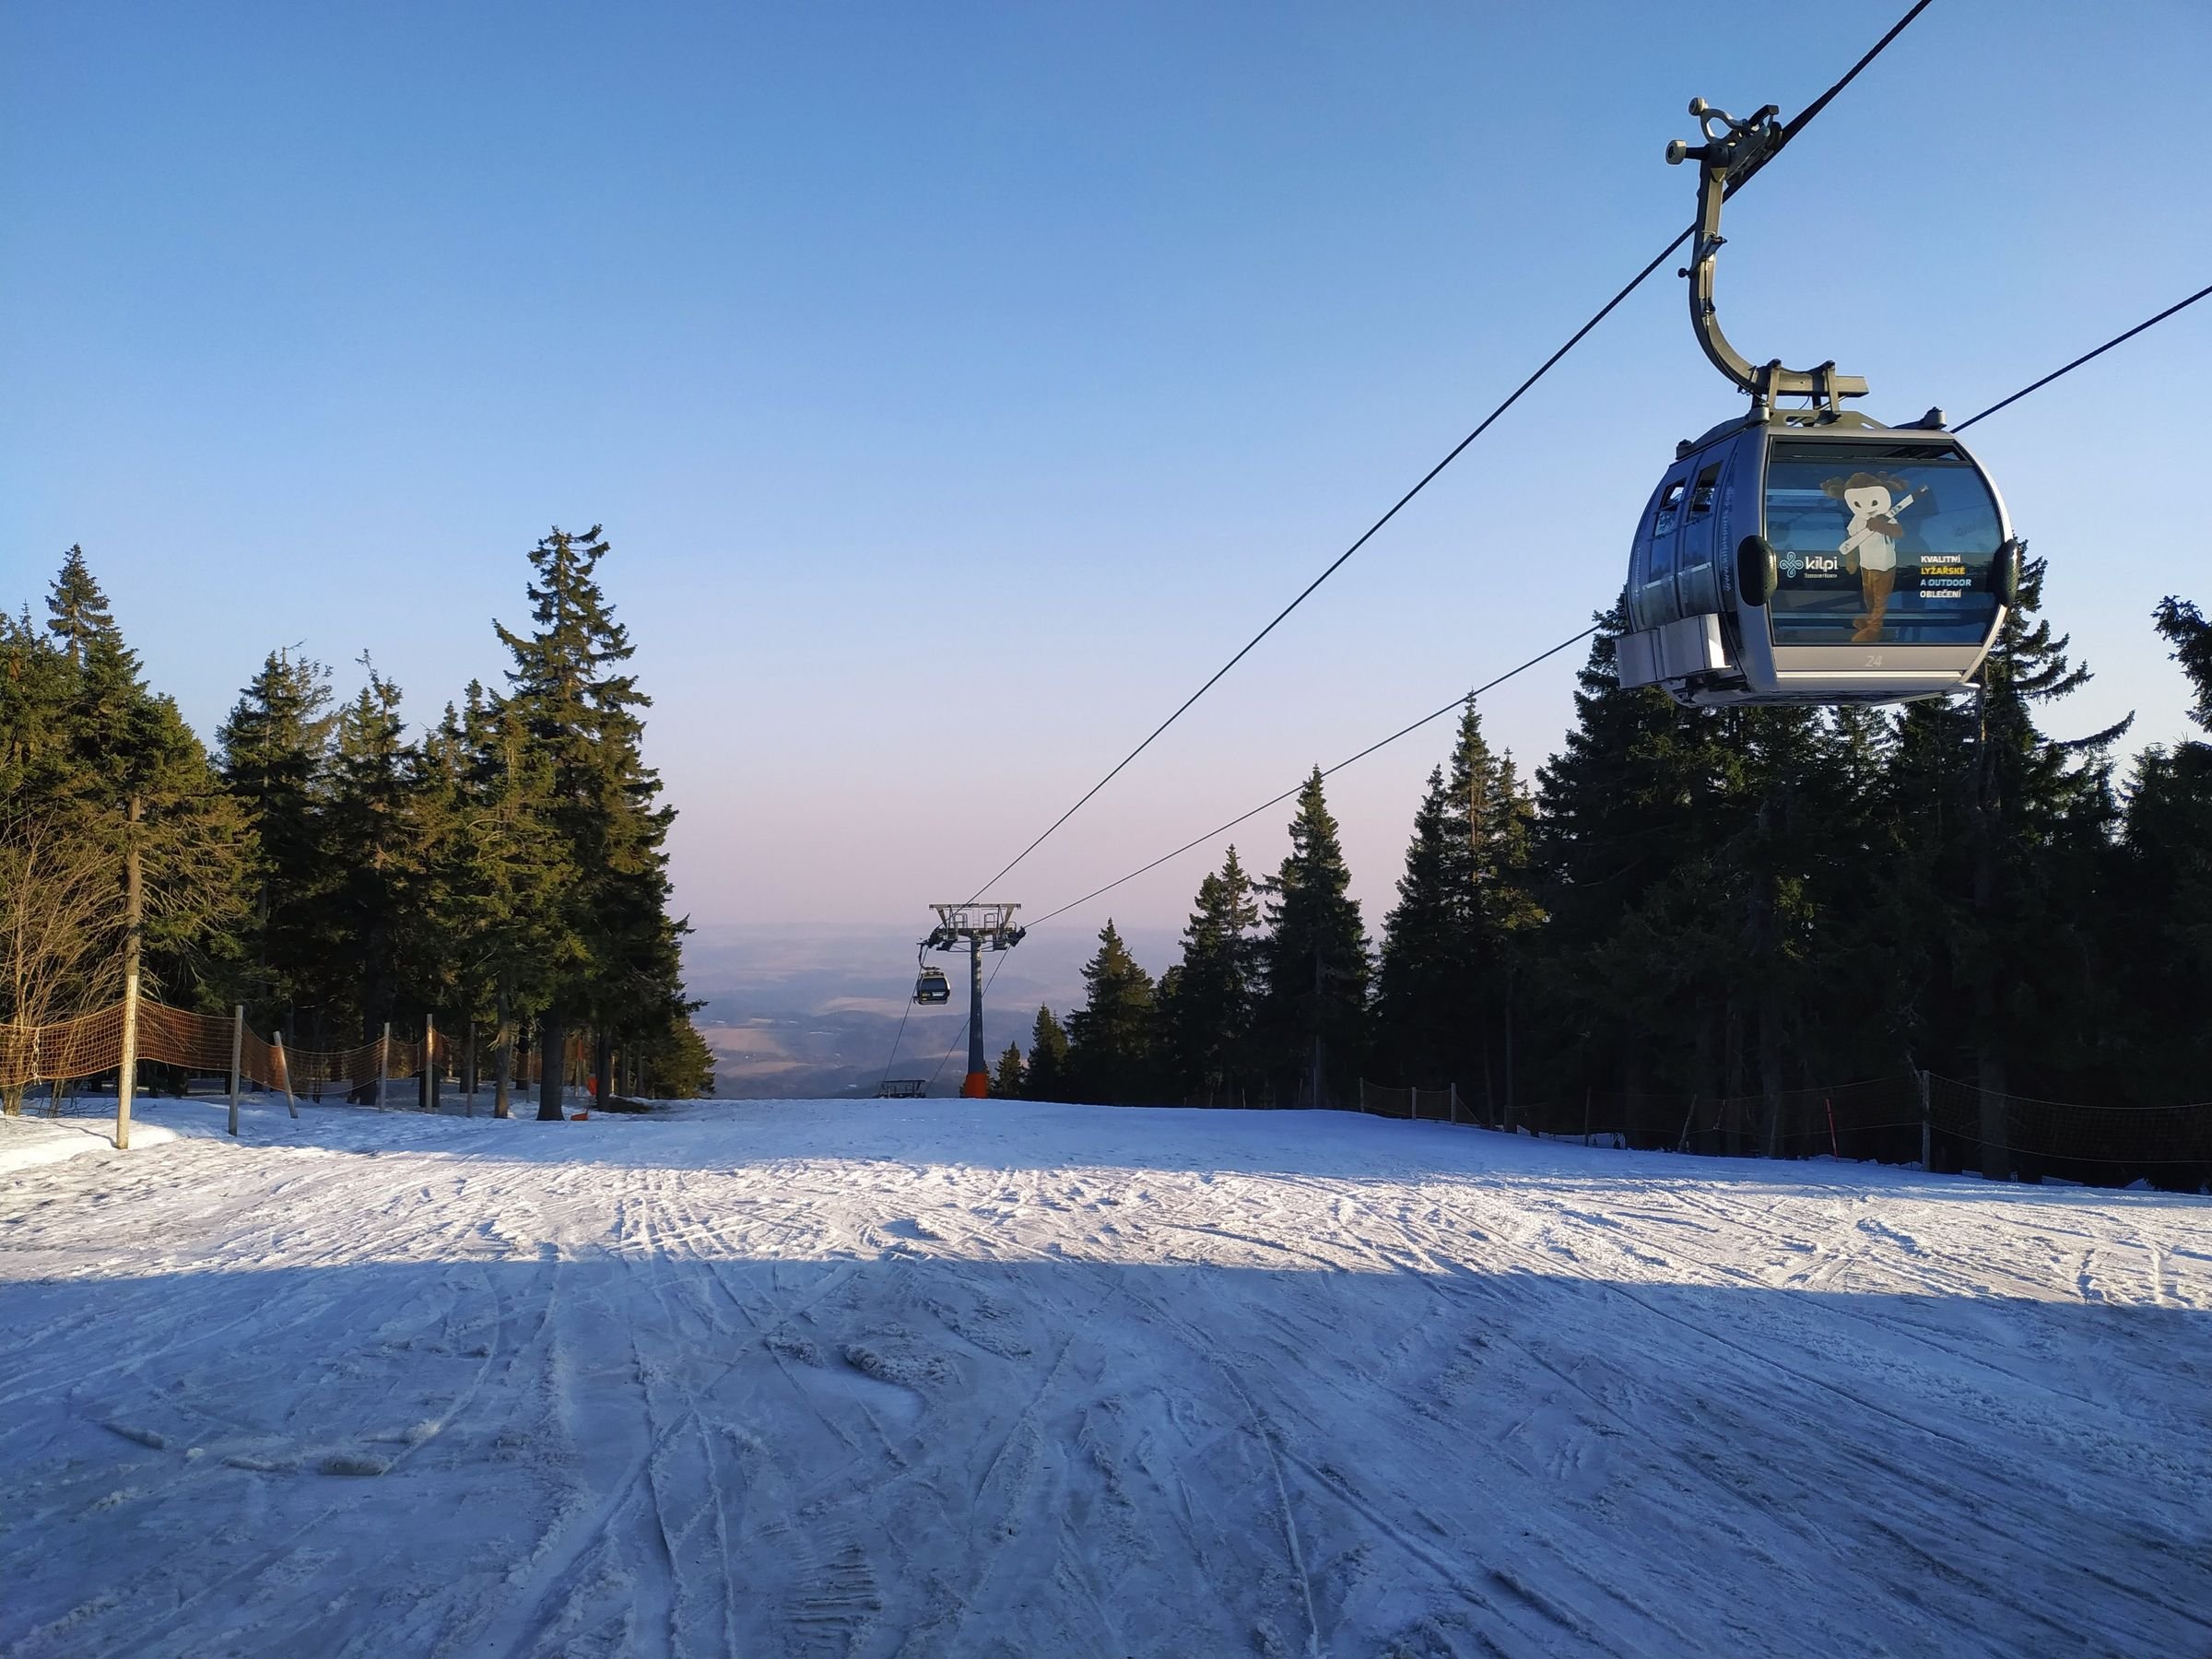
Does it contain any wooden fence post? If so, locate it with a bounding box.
[1676,1092,1700,1154]
[493,994,512,1120]
[274,1030,297,1118]
[114,796,144,1151]
[421,1014,435,1113]
[465,1018,477,1118]
[377,1021,390,1109]
[227,1005,243,1137]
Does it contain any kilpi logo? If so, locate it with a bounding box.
[1780,551,1839,579]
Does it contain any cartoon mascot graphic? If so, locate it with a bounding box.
[1822,470,1924,643]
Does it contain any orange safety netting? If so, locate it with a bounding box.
[0,1003,128,1091]
[1,1000,463,1100]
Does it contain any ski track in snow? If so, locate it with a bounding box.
[1,1099,2207,1659]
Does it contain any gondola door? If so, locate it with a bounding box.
[1630,464,1691,632]
[1672,457,1726,619]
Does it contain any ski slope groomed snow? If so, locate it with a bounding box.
[2,1099,2206,1659]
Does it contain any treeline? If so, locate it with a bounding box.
[0,531,711,1114]
[999,564,2212,1142]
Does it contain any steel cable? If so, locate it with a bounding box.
[1954,281,2212,431]
[1024,625,1597,930]
[960,1,1938,903]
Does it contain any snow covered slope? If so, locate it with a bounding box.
[0,1110,177,1176]
[2,1098,2206,1658]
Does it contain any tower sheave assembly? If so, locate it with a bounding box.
[918,903,1024,1098]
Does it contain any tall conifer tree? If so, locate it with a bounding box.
[1156,845,1262,1105]
[1256,771,1368,1106]
[0,607,76,803]
[39,550,250,1022]
[322,657,428,1051]
[1065,921,1158,1104]
[495,526,687,1119]
[44,547,113,670]
[2110,596,2212,1101]
[218,651,335,1021]
[1022,1006,1069,1101]
[1884,559,2125,1165]
[1530,609,1734,1106]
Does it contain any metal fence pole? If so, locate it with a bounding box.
[227,1005,243,1137]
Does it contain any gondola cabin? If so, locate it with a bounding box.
[914,966,951,1006]
[1617,412,2019,708]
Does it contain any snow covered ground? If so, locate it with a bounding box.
[2,1097,2206,1659]
[0,1109,179,1176]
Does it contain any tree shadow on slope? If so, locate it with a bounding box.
[1,1253,2206,1659]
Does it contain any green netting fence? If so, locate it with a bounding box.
[1355,1072,2212,1191]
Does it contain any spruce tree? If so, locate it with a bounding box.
[410,698,483,1052]
[1155,845,1263,1105]
[1883,558,2126,1167]
[0,550,253,1086]
[1374,767,1461,1088]
[2155,596,2212,729]
[495,526,687,1119]
[1065,921,1158,1104]
[218,651,335,1021]
[1256,770,1369,1106]
[1375,702,1542,1099]
[0,607,116,1100]
[633,1016,716,1098]
[1620,704,1834,1148]
[1022,1005,1069,1100]
[1529,609,1734,1108]
[1534,607,1730,944]
[321,657,429,1052]
[2107,596,2212,1104]
[993,1042,1026,1098]
[0,606,77,804]
[465,688,582,1114]
[58,553,251,1011]
[44,547,114,670]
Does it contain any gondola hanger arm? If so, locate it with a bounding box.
[1668,98,1869,413]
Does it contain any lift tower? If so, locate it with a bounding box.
[921,903,1025,1098]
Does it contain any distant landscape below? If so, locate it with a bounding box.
[683,920,1182,1098]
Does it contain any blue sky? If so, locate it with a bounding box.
[4,2,2207,974]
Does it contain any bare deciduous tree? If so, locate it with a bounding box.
[0,810,125,1113]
